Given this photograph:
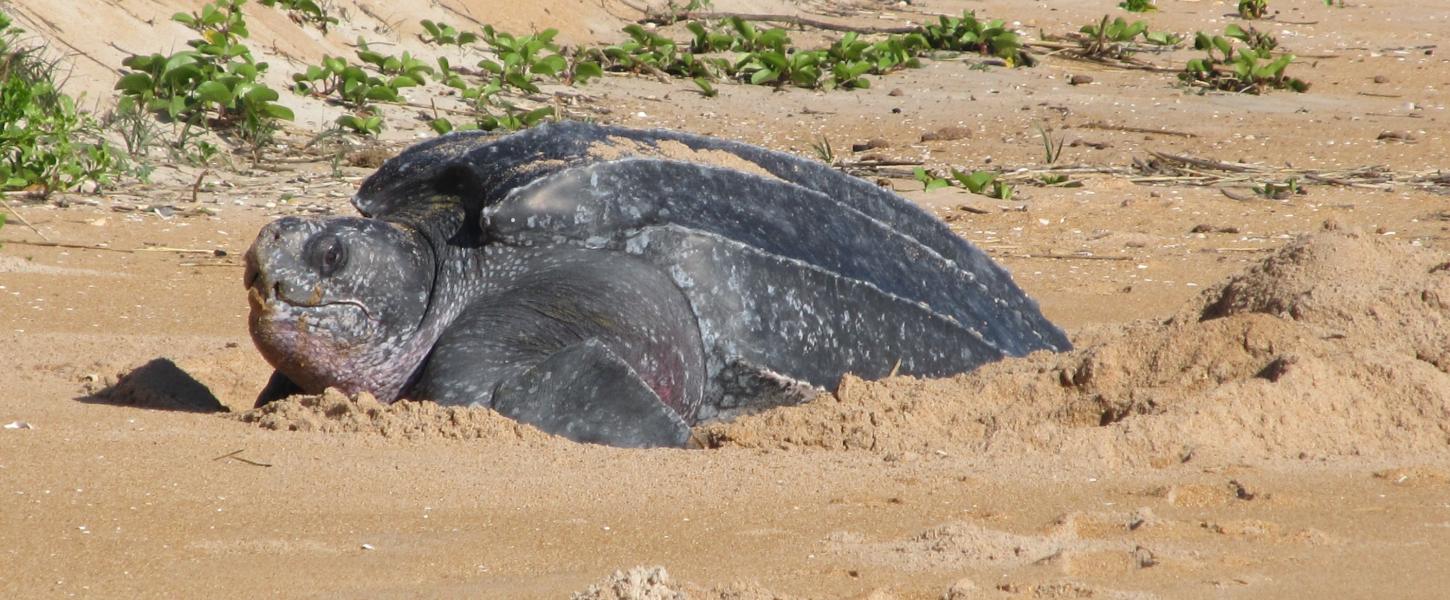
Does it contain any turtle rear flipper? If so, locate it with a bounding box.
[492,339,691,448]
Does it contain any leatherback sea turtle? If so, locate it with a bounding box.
[244,122,1070,447]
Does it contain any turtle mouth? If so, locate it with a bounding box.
[246,272,376,322]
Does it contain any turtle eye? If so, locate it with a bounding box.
[311,235,347,277]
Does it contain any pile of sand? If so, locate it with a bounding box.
[236,388,555,444]
[701,231,1450,466]
[108,231,1448,467]
[571,566,798,600]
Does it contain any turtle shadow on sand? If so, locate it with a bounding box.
[78,357,230,413]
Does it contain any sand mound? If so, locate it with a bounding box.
[571,566,798,600]
[236,388,555,444]
[833,518,1159,599]
[572,567,687,600]
[831,522,1065,571]
[701,231,1450,466]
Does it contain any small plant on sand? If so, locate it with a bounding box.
[1076,16,1181,58]
[1180,28,1308,93]
[594,22,722,81]
[914,167,1014,200]
[810,136,835,165]
[1033,124,1081,187]
[115,0,294,154]
[419,19,478,47]
[919,11,1026,67]
[1237,0,1270,19]
[258,0,338,32]
[1118,0,1157,12]
[292,38,437,135]
[1254,177,1304,199]
[479,26,601,92]
[1223,23,1277,54]
[427,24,599,133]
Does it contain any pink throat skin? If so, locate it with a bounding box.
[247,285,435,403]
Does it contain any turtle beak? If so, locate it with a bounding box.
[243,255,261,291]
[245,216,308,296]
[243,239,274,303]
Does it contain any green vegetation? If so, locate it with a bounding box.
[1076,16,1181,58]
[1255,177,1303,199]
[292,39,437,134]
[114,0,293,157]
[257,0,337,32]
[0,12,122,194]
[1181,27,1308,94]
[915,167,1014,200]
[919,12,1026,66]
[1118,0,1157,12]
[419,19,478,47]
[104,6,1036,141]
[1222,23,1277,54]
[426,26,599,133]
[592,11,1027,92]
[1237,0,1269,19]
[810,136,835,166]
[477,26,599,91]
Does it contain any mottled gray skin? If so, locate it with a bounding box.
[247,200,702,446]
[246,122,1070,448]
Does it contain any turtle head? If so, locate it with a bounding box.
[245,216,436,401]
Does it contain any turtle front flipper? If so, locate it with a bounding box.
[254,370,304,408]
[491,339,691,448]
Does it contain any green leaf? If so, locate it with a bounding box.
[504,72,540,93]
[1194,32,1212,51]
[1213,36,1233,58]
[693,77,717,97]
[364,86,399,101]
[521,106,554,125]
[532,54,567,77]
[194,80,232,106]
[573,61,603,84]
[429,118,454,134]
[261,103,294,120]
[245,85,281,103]
[115,73,154,94]
[952,169,995,193]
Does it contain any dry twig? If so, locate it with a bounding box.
[0,197,51,241]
